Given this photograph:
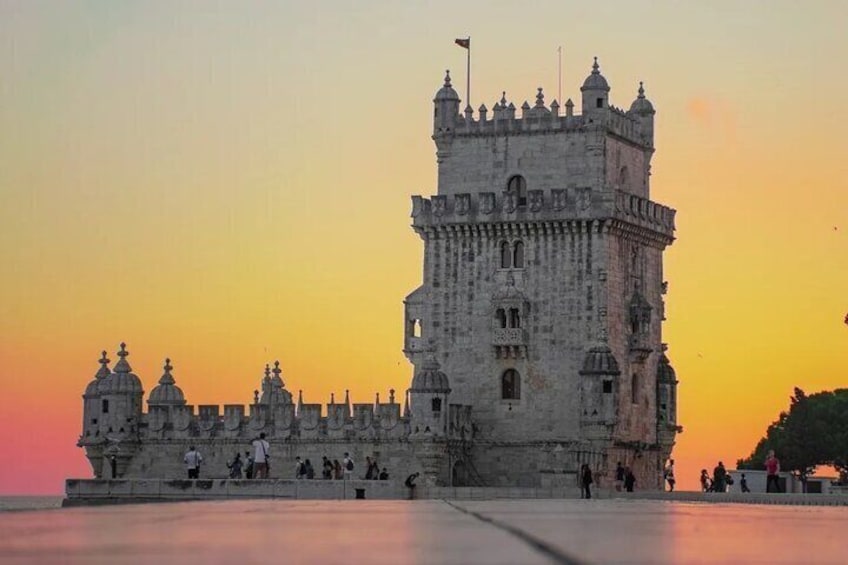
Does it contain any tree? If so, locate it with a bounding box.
[737,388,848,490]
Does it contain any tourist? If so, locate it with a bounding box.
[295,456,304,479]
[614,461,625,492]
[322,456,332,480]
[712,461,727,493]
[245,451,254,479]
[405,472,420,499]
[765,450,781,493]
[227,452,243,479]
[624,467,636,492]
[580,464,593,499]
[304,459,315,479]
[740,473,750,493]
[343,452,354,480]
[109,454,118,479]
[333,459,342,480]
[664,459,676,492]
[379,468,389,480]
[365,456,376,480]
[252,432,270,479]
[700,469,712,492]
[184,446,203,479]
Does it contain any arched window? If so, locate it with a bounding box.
[495,308,507,329]
[501,369,521,400]
[631,373,640,405]
[413,319,422,338]
[500,241,512,269]
[619,165,629,187]
[507,175,527,208]
[431,397,442,413]
[102,399,109,413]
[513,241,524,268]
[508,308,520,329]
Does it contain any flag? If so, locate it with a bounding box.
[455,38,470,49]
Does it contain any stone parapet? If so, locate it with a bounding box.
[411,189,674,242]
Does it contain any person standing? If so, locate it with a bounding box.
[765,450,781,493]
[624,467,636,492]
[700,469,711,492]
[343,452,354,480]
[664,459,676,492]
[712,461,727,493]
[227,452,243,479]
[741,473,751,493]
[252,433,270,479]
[184,446,203,479]
[322,456,332,480]
[304,459,315,479]
[580,464,593,499]
[333,459,342,480]
[295,456,304,479]
[614,462,625,492]
[244,451,254,479]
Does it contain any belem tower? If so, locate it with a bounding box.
[78,59,681,489]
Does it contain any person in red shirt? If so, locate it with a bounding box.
[765,450,781,492]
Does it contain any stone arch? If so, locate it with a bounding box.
[507,175,527,207]
[500,241,512,269]
[452,460,469,487]
[502,369,521,400]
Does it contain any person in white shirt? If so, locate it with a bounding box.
[342,452,354,480]
[184,446,203,479]
[252,433,270,479]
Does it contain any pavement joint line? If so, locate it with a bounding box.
[442,500,586,565]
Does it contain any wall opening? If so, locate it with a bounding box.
[501,369,521,400]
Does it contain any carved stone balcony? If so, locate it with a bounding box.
[493,328,526,359]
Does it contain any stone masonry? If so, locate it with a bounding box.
[78,58,680,489]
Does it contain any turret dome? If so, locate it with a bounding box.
[581,57,610,93]
[629,82,655,115]
[434,70,460,102]
[579,344,621,375]
[411,357,451,393]
[148,358,186,406]
[98,343,143,395]
[85,351,111,396]
[657,353,677,384]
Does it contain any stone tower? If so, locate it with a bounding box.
[404,60,680,487]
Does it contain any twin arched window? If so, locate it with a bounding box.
[502,369,521,400]
[495,308,521,329]
[500,240,525,269]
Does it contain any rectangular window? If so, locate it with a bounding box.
[102,399,109,413]
[602,381,613,394]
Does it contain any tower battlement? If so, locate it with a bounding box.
[411,188,675,242]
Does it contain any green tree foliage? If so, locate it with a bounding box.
[737,388,848,486]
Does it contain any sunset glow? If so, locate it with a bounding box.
[1,1,846,493]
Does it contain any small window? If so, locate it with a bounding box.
[602,381,613,394]
[501,369,521,400]
[91,418,98,425]
[513,241,524,268]
[500,241,512,269]
[102,399,109,414]
[631,373,639,404]
[596,97,604,108]
[413,319,422,338]
[496,308,507,329]
[507,175,527,207]
[508,308,521,329]
[431,398,442,413]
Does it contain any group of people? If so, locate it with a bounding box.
[184,436,389,481]
[699,462,735,492]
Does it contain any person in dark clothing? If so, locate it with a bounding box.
[109,455,117,479]
[713,461,727,493]
[322,456,332,480]
[741,473,750,493]
[623,469,634,492]
[580,464,594,499]
[614,462,625,492]
[244,451,254,479]
[405,472,420,499]
[379,468,389,480]
[227,453,243,479]
[700,469,712,492]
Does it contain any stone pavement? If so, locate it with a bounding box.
[1,499,845,564]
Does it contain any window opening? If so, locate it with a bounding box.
[102,399,109,414]
[513,241,524,268]
[631,373,639,404]
[431,398,442,413]
[596,97,604,108]
[496,308,507,329]
[508,308,521,329]
[507,175,527,207]
[500,241,512,269]
[602,381,613,394]
[501,369,521,400]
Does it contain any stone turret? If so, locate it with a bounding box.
[433,70,460,138]
[579,335,622,436]
[147,358,186,407]
[409,357,451,436]
[97,343,143,440]
[581,57,610,117]
[628,81,655,146]
[81,351,110,444]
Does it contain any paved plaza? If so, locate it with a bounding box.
[0,499,845,564]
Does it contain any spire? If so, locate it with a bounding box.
[592,56,600,75]
[403,390,410,418]
[638,81,645,99]
[297,389,303,410]
[344,389,350,406]
[500,91,507,106]
[443,69,452,88]
[330,392,336,405]
[114,342,131,374]
[95,350,111,379]
[389,388,396,404]
[535,87,545,107]
[375,392,380,405]
[264,363,271,380]
[159,358,175,385]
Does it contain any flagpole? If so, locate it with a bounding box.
[557,45,562,114]
[466,37,471,109]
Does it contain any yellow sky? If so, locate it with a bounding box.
[1,1,846,493]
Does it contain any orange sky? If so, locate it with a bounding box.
[1,2,846,494]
